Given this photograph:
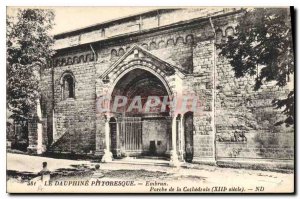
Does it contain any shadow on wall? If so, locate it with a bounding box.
[49,125,95,155]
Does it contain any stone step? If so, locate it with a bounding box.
[112,157,170,166]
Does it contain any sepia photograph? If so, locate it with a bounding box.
[5,6,295,193]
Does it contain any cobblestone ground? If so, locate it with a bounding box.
[7,153,294,193]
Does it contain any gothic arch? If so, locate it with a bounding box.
[107,63,173,98]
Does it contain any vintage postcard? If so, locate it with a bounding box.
[6,6,295,193]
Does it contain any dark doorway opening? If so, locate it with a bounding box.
[184,112,194,162]
[149,140,157,156]
[110,117,117,157]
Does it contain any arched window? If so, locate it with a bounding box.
[216,29,223,44]
[225,27,234,37]
[111,49,117,58]
[61,72,75,100]
[118,48,125,56]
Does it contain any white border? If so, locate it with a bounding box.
[1,0,298,198]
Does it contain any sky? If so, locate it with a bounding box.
[7,7,158,35]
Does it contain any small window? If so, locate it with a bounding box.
[225,27,234,37]
[111,49,118,58]
[62,73,75,99]
[216,29,223,44]
[118,48,125,56]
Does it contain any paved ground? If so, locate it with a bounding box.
[6,153,294,193]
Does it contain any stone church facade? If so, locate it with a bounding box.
[28,8,294,169]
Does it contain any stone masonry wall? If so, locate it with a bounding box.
[42,54,97,154]
[41,10,294,165]
[212,14,294,162]
[190,37,215,163]
[215,54,294,161]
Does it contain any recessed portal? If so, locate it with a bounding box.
[110,68,171,157]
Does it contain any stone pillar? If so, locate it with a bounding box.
[169,114,180,167]
[36,98,44,154]
[27,98,46,154]
[178,116,185,161]
[115,119,121,157]
[52,109,56,144]
[101,115,113,162]
[27,118,38,153]
[95,113,104,156]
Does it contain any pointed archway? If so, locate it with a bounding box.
[109,68,171,157]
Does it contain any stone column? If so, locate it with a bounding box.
[95,114,105,156]
[178,116,185,161]
[169,113,180,167]
[116,119,121,157]
[27,98,46,154]
[36,98,45,154]
[101,115,113,162]
[52,109,56,143]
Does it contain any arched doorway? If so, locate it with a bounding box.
[109,68,172,157]
[184,112,194,162]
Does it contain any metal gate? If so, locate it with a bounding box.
[120,117,143,153]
